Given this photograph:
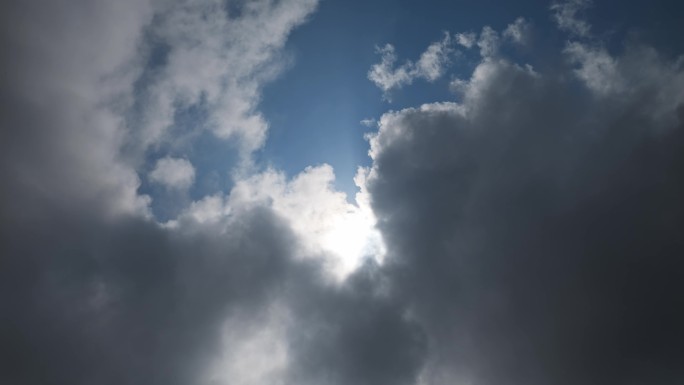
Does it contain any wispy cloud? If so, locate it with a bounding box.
[368,32,454,100]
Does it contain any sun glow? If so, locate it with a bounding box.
[268,165,385,281]
[319,199,385,280]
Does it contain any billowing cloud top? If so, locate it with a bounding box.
[1,1,684,385]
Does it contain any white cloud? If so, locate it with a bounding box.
[368,33,455,98]
[416,32,455,81]
[369,24,537,98]
[503,17,531,45]
[174,164,385,281]
[149,157,196,189]
[449,77,469,95]
[455,32,477,48]
[130,0,319,162]
[232,165,385,280]
[360,118,377,127]
[0,0,320,220]
[551,0,592,37]
[564,42,623,95]
[477,26,500,57]
[367,44,415,95]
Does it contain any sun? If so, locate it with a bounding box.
[320,205,385,280]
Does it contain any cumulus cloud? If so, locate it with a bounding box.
[130,0,319,158]
[368,33,455,99]
[2,0,684,385]
[0,0,318,219]
[365,9,684,385]
[149,157,196,189]
[0,0,154,218]
[371,22,534,99]
[172,165,384,280]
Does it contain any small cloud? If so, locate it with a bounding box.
[455,32,477,48]
[551,0,593,37]
[415,32,454,81]
[149,157,196,190]
[449,77,469,95]
[477,26,500,57]
[503,17,532,45]
[360,118,377,127]
[368,33,456,99]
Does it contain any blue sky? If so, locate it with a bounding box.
[133,0,684,213]
[257,0,684,197]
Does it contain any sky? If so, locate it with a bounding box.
[1,0,683,384]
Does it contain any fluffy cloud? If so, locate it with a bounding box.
[365,6,684,385]
[503,17,532,45]
[149,157,196,189]
[0,0,154,218]
[455,32,478,48]
[130,0,319,158]
[368,33,454,99]
[0,0,318,219]
[372,20,534,99]
[2,1,684,385]
[172,164,384,280]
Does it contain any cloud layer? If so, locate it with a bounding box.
[2,1,684,385]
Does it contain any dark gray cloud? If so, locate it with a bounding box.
[366,36,684,385]
[0,206,294,385]
[283,261,427,385]
[0,205,425,385]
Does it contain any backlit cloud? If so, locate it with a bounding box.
[2,0,683,384]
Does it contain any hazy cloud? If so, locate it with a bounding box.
[503,17,532,45]
[551,0,592,37]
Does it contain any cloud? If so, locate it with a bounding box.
[2,1,684,385]
[503,17,532,45]
[370,22,534,99]
[551,0,592,37]
[368,33,454,99]
[0,200,302,385]
[129,0,319,159]
[455,32,478,48]
[172,165,384,280]
[0,0,319,219]
[476,26,501,57]
[282,264,427,385]
[415,33,455,81]
[149,157,196,189]
[0,0,154,218]
[364,12,684,385]
[361,118,377,127]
